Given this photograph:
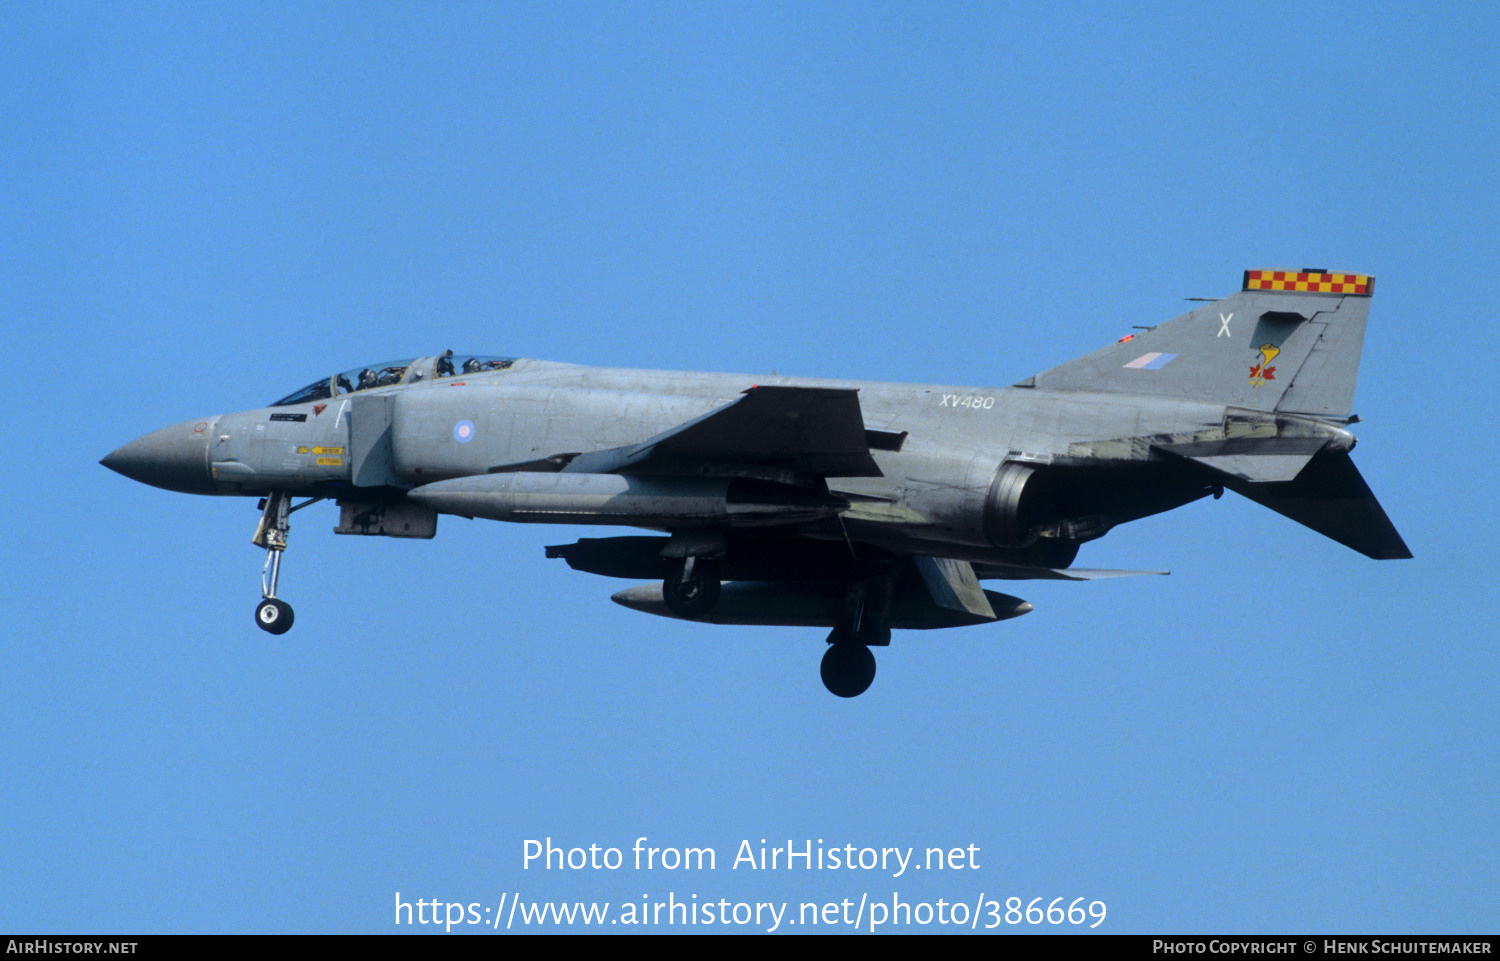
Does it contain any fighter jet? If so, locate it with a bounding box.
[102,270,1409,696]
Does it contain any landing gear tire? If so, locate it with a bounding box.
[821,643,876,698]
[255,598,294,635]
[662,557,721,619]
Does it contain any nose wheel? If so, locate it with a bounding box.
[255,597,294,634]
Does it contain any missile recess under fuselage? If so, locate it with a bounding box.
[407,472,848,529]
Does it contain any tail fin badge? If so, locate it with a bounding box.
[1244,270,1372,295]
[1250,343,1281,386]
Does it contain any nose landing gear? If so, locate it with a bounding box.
[251,492,321,635]
[252,491,294,634]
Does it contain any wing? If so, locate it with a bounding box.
[419,386,882,528]
[556,385,884,478]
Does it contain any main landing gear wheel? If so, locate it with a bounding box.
[255,598,294,635]
[662,556,721,619]
[821,643,876,698]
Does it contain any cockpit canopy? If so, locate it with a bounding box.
[270,353,516,407]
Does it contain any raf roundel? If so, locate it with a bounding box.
[453,419,476,443]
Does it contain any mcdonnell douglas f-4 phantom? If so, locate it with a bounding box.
[103,270,1409,696]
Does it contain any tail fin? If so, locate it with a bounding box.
[1026,270,1374,420]
[1025,270,1410,560]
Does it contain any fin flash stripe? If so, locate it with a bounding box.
[1243,270,1372,295]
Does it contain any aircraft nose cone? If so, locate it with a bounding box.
[101,418,217,494]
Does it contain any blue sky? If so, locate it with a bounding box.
[3,1,1496,934]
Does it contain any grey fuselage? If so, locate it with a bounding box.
[100,277,1408,693]
[119,354,1239,567]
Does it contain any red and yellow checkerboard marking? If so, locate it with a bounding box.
[1243,270,1372,295]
